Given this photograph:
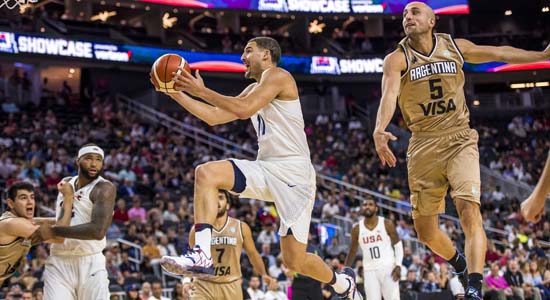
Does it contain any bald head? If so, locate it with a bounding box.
[402,1,436,37]
[405,2,435,18]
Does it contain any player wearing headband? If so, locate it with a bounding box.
[33,143,117,300]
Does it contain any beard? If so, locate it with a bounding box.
[79,163,102,180]
[363,210,376,218]
[216,207,227,218]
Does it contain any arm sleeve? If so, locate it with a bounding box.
[394,241,404,267]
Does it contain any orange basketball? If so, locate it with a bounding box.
[150,54,192,93]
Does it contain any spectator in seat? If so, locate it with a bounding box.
[485,262,514,300]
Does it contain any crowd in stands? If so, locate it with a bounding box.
[1,77,550,300]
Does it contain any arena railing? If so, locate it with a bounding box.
[480,165,533,200]
[117,238,143,271]
[117,94,549,249]
[118,94,256,159]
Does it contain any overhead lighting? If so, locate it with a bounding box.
[308,19,326,34]
[115,2,120,7]
[69,68,75,74]
[130,4,135,9]
[145,6,150,11]
[40,27,45,32]
[504,10,512,15]
[162,12,177,29]
[19,3,32,14]
[91,11,117,22]
[510,81,549,89]
[472,99,480,106]
[173,8,178,13]
[542,7,549,12]
[177,39,183,45]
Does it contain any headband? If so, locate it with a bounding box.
[78,145,104,159]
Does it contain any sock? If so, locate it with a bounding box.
[194,223,213,258]
[468,273,483,292]
[329,271,351,294]
[447,250,467,273]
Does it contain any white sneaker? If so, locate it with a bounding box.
[338,267,363,300]
[160,246,213,277]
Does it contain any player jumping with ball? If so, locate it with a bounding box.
[152,37,363,300]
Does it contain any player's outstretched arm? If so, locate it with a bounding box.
[373,50,405,168]
[242,222,277,290]
[173,68,288,119]
[344,224,360,267]
[167,92,239,126]
[1,218,39,241]
[455,39,550,64]
[385,219,403,282]
[521,151,550,223]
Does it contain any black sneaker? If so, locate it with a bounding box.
[465,286,482,300]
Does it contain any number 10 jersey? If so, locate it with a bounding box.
[359,216,395,271]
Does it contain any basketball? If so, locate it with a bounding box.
[150,53,192,93]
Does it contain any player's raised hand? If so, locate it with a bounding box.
[57,180,74,199]
[149,72,162,92]
[172,69,205,98]
[391,266,401,281]
[521,194,546,223]
[263,274,278,291]
[373,130,398,167]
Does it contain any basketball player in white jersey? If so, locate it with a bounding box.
[33,144,117,300]
[188,190,277,300]
[153,37,362,300]
[345,198,403,300]
[0,181,73,285]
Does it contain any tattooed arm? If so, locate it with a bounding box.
[52,181,116,240]
[33,181,117,242]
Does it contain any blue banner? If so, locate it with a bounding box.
[2,31,548,75]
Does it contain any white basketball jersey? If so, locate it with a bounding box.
[252,96,310,161]
[359,216,395,271]
[51,176,108,256]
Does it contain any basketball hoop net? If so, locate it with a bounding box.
[0,0,38,10]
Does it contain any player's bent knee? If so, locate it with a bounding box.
[195,163,218,186]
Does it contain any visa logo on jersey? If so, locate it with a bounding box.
[362,234,383,244]
[310,56,340,75]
